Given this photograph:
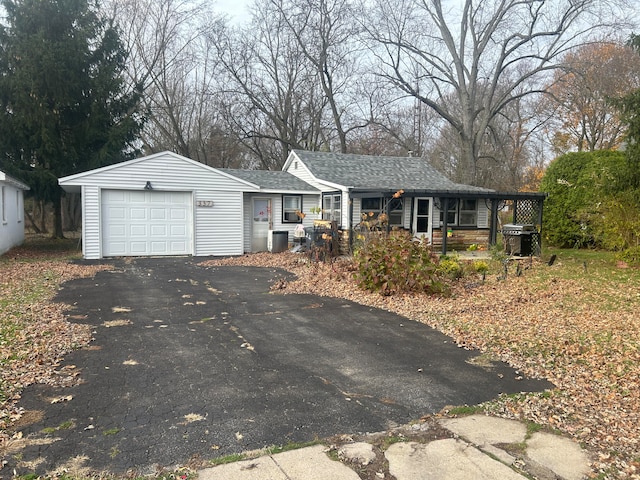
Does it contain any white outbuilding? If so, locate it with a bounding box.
[0,170,30,255]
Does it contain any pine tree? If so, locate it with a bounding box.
[0,0,144,237]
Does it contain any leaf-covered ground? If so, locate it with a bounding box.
[0,239,111,455]
[203,252,640,479]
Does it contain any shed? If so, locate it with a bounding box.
[0,170,30,255]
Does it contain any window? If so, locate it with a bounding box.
[282,195,302,223]
[17,191,23,223]
[439,200,458,225]
[1,186,5,223]
[439,199,478,226]
[459,199,477,226]
[361,197,404,226]
[322,193,341,223]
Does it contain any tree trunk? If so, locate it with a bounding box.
[39,200,48,234]
[52,192,65,239]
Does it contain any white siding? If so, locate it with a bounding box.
[61,152,257,259]
[195,191,244,256]
[477,203,489,228]
[0,182,26,255]
[432,203,441,229]
[82,185,101,259]
[242,193,318,253]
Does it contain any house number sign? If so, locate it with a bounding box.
[196,200,214,207]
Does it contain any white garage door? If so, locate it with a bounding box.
[101,190,193,257]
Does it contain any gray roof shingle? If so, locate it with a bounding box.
[292,150,492,193]
[218,168,318,192]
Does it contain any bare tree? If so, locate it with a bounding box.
[108,0,239,166]
[265,0,369,153]
[364,0,630,186]
[211,1,333,169]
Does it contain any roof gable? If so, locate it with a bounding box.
[0,170,30,190]
[59,151,257,188]
[288,150,490,193]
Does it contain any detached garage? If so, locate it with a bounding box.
[59,151,260,259]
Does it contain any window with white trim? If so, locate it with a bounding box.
[322,193,341,223]
[282,195,302,223]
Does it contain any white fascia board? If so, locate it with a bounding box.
[315,180,352,191]
[260,189,320,195]
[281,150,300,171]
[58,151,260,191]
[0,171,30,190]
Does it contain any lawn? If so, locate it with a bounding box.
[0,236,109,448]
[2,238,639,479]
[208,248,640,479]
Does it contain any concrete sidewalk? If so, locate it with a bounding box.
[198,415,591,480]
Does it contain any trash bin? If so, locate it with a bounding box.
[503,224,536,256]
[270,230,289,253]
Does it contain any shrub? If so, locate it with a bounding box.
[436,253,463,279]
[353,231,447,295]
[616,246,640,266]
[540,150,627,248]
[472,260,489,274]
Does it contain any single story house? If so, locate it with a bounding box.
[0,170,30,255]
[58,151,320,259]
[58,150,545,260]
[283,150,546,254]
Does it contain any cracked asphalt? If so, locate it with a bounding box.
[7,257,551,475]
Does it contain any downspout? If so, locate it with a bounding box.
[348,188,354,253]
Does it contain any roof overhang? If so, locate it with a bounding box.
[0,171,30,190]
[348,188,547,200]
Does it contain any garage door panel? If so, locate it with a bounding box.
[108,207,126,219]
[130,208,147,220]
[170,241,188,252]
[170,208,186,220]
[150,208,167,220]
[129,191,147,203]
[130,225,148,237]
[102,190,192,257]
[151,225,167,236]
[170,224,187,236]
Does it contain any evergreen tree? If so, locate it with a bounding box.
[615,34,640,188]
[0,0,144,237]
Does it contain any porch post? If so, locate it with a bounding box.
[441,197,449,255]
[489,198,499,246]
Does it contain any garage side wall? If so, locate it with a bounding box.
[82,185,101,259]
[195,191,244,256]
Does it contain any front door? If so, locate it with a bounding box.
[413,197,432,243]
[251,198,271,252]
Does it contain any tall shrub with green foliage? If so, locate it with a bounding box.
[353,231,447,296]
[540,150,627,248]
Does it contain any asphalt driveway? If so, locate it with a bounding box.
[9,257,551,475]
